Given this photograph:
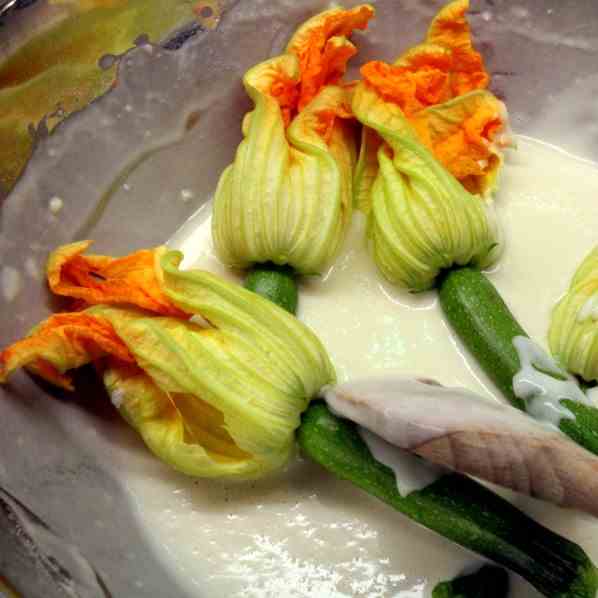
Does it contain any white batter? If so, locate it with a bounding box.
[112,137,598,597]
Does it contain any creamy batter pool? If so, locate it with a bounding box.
[112,137,598,597]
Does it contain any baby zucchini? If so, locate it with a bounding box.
[439,267,598,456]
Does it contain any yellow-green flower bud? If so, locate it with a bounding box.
[352,82,500,291]
[100,250,335,479]
[212,6,375,274]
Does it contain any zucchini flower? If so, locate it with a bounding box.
[212,5,374,275]
[352,0,511,291]
[1,243,335,478]
[549,247,598,383]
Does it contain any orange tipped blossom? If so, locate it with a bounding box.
[269,5,374,127]
[0,242,183,389]
[350,0,505,289]
[212,7,374,274]
[47,241,186,317]
[0,247,335,479]
[357,0,509,194]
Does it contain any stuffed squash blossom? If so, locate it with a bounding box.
[352,0,511,291]
[0,243,335,478]
[212,5,374,275]
[549,247,598,383]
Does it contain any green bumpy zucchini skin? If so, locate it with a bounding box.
[438,267,527,409]
[244,263,298,314]
[432,565,509,598]
[298,402,598,598]
[438,267,598,456]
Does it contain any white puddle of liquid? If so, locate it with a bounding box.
[108,137,598,598]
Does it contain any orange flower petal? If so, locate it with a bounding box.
[287,5,374,111]
[360,58,451,117]
[269,4,374,123]
[426,0,489,96]
[410,90,508,194]
[293,34,356,112]
[269,73,300,128]
[312,90,354,143]
[360,0,488,115]
[47,242,186,317]
[0,312,135,390]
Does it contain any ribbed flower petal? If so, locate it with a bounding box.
[103,361,268,478]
